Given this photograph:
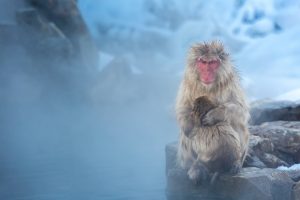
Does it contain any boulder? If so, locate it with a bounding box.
[247,121,300,167]
[25,0,99,70]
[1,0,99,71]
[293,182,300,200]
[0,0,100,101]
[250,100,300,125]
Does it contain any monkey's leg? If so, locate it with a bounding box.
[210,125,242,175]
[187,158,209,184]
[178,136,196,170]
[228,160,242,175]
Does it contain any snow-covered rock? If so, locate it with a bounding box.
[250,100,300,125]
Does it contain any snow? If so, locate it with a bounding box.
[278,164,300,171]
[235,26,300,99]
[78,0,300,101]
[276,88,300,101]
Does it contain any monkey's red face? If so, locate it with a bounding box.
[196,59,220,85]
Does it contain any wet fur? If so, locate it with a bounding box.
[176,41,250,183]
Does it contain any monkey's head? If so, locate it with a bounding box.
[187,41,233,89]
[193,96,216,121]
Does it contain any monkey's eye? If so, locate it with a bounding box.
[198,59,207,64]
[209,60,218,65]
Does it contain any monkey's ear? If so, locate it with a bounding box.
[191,42,210,57]
[217,48,229,61]
[211,40,229,61]
[190,43,202,52]
[188,43,202,60]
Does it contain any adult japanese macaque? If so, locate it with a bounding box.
[175,41,250,183]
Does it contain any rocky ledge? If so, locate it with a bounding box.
[166,101,300,200]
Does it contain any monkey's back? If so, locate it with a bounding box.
[180,123,240,173]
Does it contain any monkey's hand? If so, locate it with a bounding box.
[179,110,197,138]
[182,118,194,137]
[202,105,226,126]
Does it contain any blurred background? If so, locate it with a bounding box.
[0,0,300,199]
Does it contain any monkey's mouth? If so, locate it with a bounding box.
[201,74,215,85]
[198,66,217,85]
[202,79,214,85]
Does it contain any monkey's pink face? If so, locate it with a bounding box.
[196,59,220,85]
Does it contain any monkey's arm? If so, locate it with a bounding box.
[202,101,249,126]
[223,101,250,125]
[176,106,195,137]
[175,82,196,137]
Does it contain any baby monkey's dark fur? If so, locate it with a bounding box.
[192,96,216,126]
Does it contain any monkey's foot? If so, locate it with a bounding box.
[228,162,242,175]
[187,164,209,184]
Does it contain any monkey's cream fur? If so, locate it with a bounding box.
[175,41,250,182]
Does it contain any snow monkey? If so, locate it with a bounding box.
[175,41,250,183]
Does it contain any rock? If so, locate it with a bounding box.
[0,0,100,101]
[284,169,300,182]
[245,133,289,168]
[260,153,289,168]
[215,168,294,200]
[250,100,300,125]
[16,8,45,31]
[293,182,300,200]
[244,154,266,168]
[0,22,19,46]
[25,0,99,70]
[165,142,178,175]
[248,121,300,167]
[166,142,297,200]
[6,0,99,72]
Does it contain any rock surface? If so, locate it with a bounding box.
[166,121,300,200]
[247,121,300,168]
[293,182,300,200]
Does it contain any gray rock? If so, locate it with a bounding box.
[165,141,178,175]
[25,0,99,70]
[293,182,300,200]
[287,170,300,182]
[245,133,289,168]
[0,22,18,43]
[248,121,300,167]
[215,168,294,200]
[250,100,300,125]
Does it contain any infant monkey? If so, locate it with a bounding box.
[192,96,216,127]
[183,96,217,139]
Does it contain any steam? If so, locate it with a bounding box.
[0,1,178,199]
